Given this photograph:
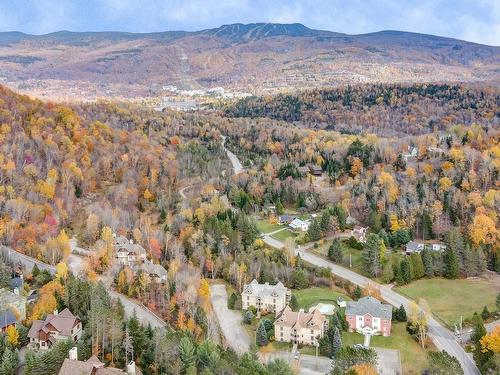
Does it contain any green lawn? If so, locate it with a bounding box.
[271,229,297,242]
[342,322,428,374]
[293,287,350,310]
[312,241,365,275]
[256,220,283,234]
[396,278,499,326]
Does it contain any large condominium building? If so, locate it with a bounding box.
[241,279,290,313]
[274,306,328,346]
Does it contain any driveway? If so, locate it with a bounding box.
[222,135,244,175]
[210,284,250,355]
[265,351,331,375]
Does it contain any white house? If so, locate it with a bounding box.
[405,241,425,254]
[289,218,309,232]
[350,226,368,243]
[430,243,447,252]
[345,297,392,336]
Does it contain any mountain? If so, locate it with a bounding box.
[0,23,498,99]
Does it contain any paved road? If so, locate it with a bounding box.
[210,284,250,355]
[293,247,480,375]
[108,290,167,329]
[222,135,244,175]
[1,245,56,274]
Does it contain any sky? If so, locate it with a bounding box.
[0,0,498,45]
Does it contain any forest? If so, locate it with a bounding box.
[0,81,498,375]
[224,84,499,136]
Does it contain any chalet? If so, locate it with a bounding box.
[59,347,141,375]
[405,241,425,254]
[403,146,418,161]
[141,261,168,283]
[350,226,368,243]
[0,310,17,333]
[309,165,323,176]
[114,241,147,266]
[345,296,392,336]
[278,215,295,225]
[241,279,290,313]
[28,308,82,350]
[0,287,26,320]
[289,218,309,232]
[274,306,328,346]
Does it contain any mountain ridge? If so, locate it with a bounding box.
[0,22,498,99]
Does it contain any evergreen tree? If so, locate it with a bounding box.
[470,313,486,344]
[0,346,18,375]
[290,269,309,289]
[427,350,464,375]
[393,305,407,322]
[289,294,299,311]
[307,219,322,241]
[496,293,500,311]
[178,337,196,374]
[256,321,268,347]
[445,228,465,267]
[481,306,490,320]
[319,325,342,358]
[227,292,238,309]
[243,311,254,324]
[353,285,362,300]
[320,210,332,234]
[267,358,294,375]
[399,257,412,284]
[332,327,342,356]
[421,248,434,277]
[410,253,425,279]
[363,234,382,277]
[328,239,343,263]
[443,248,460,279]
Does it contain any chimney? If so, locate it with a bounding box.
[69,347,78,360]
[13,288,19,295]
[129,239,133,244]
[53,309,58,315]
[127,361,136,375]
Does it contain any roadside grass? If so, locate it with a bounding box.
[293,287,350,310]
[271,229,297,242]
[311,241,366,275]
[256,220,283,234]
[396,277,499,327]
[342,322,428,374]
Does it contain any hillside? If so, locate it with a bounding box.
[0,23,498,99]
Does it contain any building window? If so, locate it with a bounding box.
[310,329,313,334]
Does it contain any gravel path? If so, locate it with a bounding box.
[210,284,250,355]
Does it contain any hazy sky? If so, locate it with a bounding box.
[0,0,498,45]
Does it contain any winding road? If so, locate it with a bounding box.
[222,135,244,174]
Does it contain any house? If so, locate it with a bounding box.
[278,215,295,225]
[337,297,347,308]
[289,218,309,232]
[309,165,323,176]
[0,288,26,320]
[405,241,425,254]
[28,308,82,350]
[345,296,392,336]
[429,243,446,252]
[114,241,147,266]
[0,310,17,333]
[403,146,418,161]
[59,347,141,375]
[274,306,328,346]
[350,226,368,243]
[241,279,290,313]
[141,261,168,283]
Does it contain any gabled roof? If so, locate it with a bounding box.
[275,306,326,330]
[345,296,392,320]
[406,241,424,251]
[142,262,168,278]
[0,310,17,329]
[289,218,308,228]
[0,288,26,305]
[58,356,131,375]
[242,279,288,298]
[28,308,80,339]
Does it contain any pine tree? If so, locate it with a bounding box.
[410,253,425,279]
[307,219,322,241]
[328,239,343,263]
[0,346,18,375]
[256,321,268,347]
[363,234,381,277]
[289,294,299,311]
[443,248,460,279]
[353,285,362,299]
[178,337,196,374]
[332,327,342,356]
[470,313,486,344]
[399,257,412,284]
[421,248,434,277]
[481,306,490,320]
[227,292,238,309]
[393,305,407,322]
